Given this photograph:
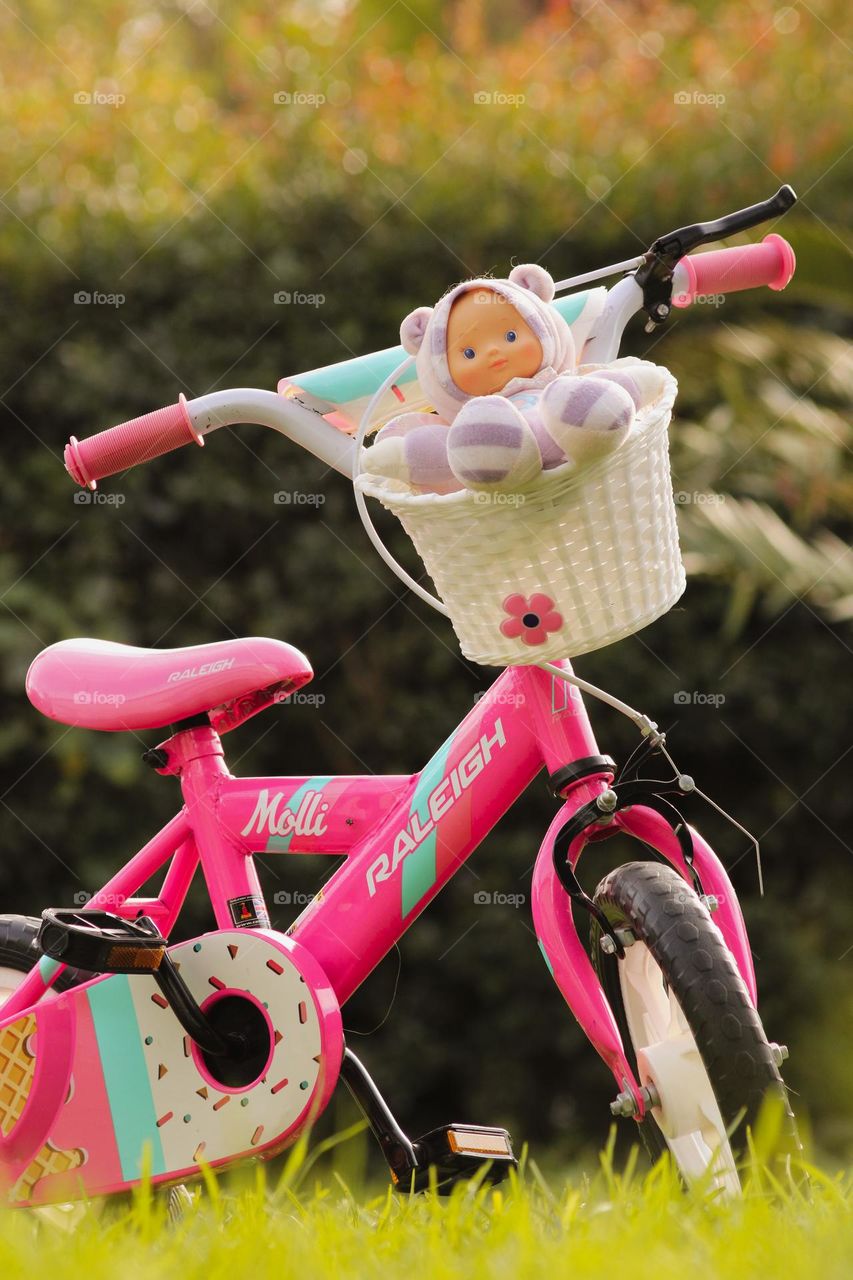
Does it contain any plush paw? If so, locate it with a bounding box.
[447,395,543,492]
[539,375,635,466]
[365,413,462,494]
[579,362,666,409]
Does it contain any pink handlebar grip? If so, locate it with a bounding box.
[672,233,796,308]
[64,394,203,488]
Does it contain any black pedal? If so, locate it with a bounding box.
[38,908,166,974]
[339,1050,517,1195]
[408,1124,517,1194]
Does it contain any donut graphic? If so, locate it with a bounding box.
[82,929,342,1181]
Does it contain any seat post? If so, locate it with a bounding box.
[157,725,271,933]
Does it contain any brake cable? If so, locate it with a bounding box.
[541,662,766,946]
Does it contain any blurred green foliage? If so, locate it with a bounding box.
[0,0,851,1166]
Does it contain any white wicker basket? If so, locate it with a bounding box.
[356,363,686,666]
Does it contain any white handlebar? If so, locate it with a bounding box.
[184,388,357,478]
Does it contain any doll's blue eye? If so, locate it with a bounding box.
[505,330,517,342]
[463,347,476,360]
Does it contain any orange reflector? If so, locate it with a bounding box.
[106,944,165,971]
[447,1129,511,1157]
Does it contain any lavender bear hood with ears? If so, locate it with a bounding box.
[398,264,577,421]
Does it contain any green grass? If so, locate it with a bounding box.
[1,1134,851,1280]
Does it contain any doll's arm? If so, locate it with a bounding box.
[362,412,463,494]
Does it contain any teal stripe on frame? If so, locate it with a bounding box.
[38,955,61,982]
[401,729,456,918]
[87,976,166,1181]
[537,938,555,977]
[265,776,332,852]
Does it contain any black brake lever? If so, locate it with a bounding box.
[633,184,797,328]
[647,184,797,268]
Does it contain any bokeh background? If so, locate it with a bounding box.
[1,0,851,1173]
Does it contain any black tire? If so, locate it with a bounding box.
[590,862,800,1178]
[0,914,86,993]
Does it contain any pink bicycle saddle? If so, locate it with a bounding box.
[26,636,313,734]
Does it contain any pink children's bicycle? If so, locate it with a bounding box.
[1,188,802,1210]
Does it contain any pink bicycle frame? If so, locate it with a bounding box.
[1,659,756,1114]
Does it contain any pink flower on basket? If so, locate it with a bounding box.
[500,593,564,646]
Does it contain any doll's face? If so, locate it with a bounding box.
[446,289,543,396]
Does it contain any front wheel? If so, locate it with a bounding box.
[590,862,799,1192]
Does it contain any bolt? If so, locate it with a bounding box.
[770,1043,789,1068]
[654,303,670,320]
[596,788,618,813]
[600,928,635,955]
[609,1089,636,1117]
[677,774,695,793]
[609,1083,660,1118]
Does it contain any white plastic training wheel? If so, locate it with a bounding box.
[591,863,799,1195]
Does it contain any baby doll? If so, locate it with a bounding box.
[364,264,664,495]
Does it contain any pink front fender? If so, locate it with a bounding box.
[531,792,640,1104]
[531,789,759,1111]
